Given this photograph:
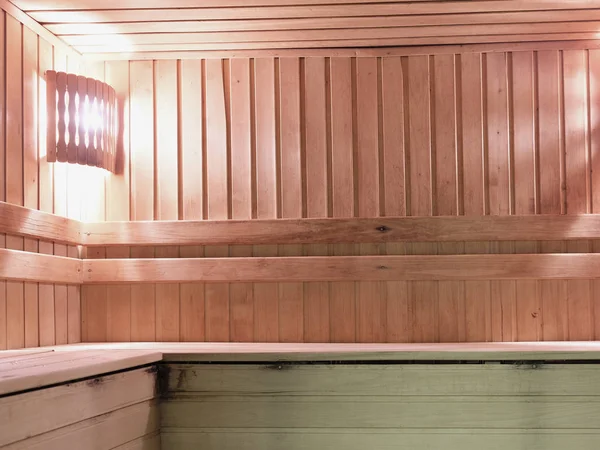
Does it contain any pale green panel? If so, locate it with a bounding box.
[167,364,600,396]
[162,396,600,429]
[162,430,600,450]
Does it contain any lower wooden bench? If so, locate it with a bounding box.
[3,342,600,450]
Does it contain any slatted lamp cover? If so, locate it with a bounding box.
[46,70,118,173]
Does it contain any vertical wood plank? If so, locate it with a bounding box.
[512,51,541,341]
[130,247,156,341]
[53,243,68,344]
[432,54,464,343]
[37,41,54,347]
[39,39,54,215]
[406,55,436,343]
[154,247,180,341]
[487,53,511,217]
[38,242,55,346]
[105,247,131,342]
[67,245,80,343]
[104,61,131,341]
[460,52,490,342]
[278,57,303,342]
[23,27,39,348]
[155,60,179,220]
[6,15,24,349]
[254,57,279,342]
[486,52,511,342]
[205,58,230,342]
[563,49,593,341]
[330,57,355,343]
[303,57,329,343]
[355,57,386,343]
[83,247,107,342]
[155,60,180,342]
[382,57,409,343]
[180,247,205,342]
[53,52,72,345]
[537,50,567,340]
[590,49,600,340]
[0,11,5,350]
[105,61,131,219]
[129,60,155,341]
[180,59,206,342]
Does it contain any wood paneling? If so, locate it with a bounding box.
[11,0,600,58]
[0,8,104,349]
[81,48,600,343]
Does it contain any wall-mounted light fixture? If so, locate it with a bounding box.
[46,70,118,173]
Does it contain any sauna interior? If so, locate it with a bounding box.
[5,0,600,449]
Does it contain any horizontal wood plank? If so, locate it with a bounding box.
[46,10,600,34]
[112,432,161,450]
[31,5,600,23]
[0,248,81,283]
[47,341,600,361]
[73,32,600,55]
[0,367,156,446]
[162,395,600,428]
[82,214,600,246]
[167,364,600,396]
[0,201,81,244]
[83,254,600,283]
[2,400,159,450]
[81,39,600,60]
[161,430,600,450]
[61,22,600,46]
[14,0,595,12]
[16,0,600,12]
[0,350,162,395]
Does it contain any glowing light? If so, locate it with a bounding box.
[46,70,118,172]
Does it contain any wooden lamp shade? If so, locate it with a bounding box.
[46,70,117,172]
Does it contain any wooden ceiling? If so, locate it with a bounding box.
[10,0,600,59]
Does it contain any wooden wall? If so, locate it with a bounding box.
[0,7,105,349]
[85,46,600,343]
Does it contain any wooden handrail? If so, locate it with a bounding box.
[2,200,600,247]
[0,202,81,245]
[1,248,600,284]
[0,248,81,284]
[82,214,600,246]
[82,253,600,284]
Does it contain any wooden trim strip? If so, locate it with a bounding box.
[0,248,81,284]
[82,214,600,246]
[13,0,600,11]
[0,201,81,244]
[80,38,600,60]
[82,254,600,284]
[47,341,600,362]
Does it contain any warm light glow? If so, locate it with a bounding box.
[46,70,118,172]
